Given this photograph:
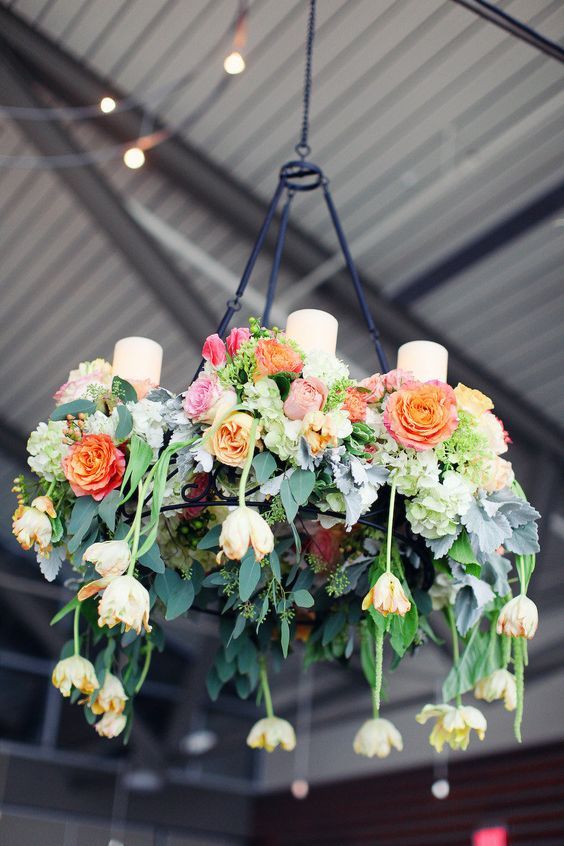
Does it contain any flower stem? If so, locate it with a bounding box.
[371,628,384,719]
[502,633,511,669]
[513,637,524,743]
[446,607,462,707]
[127,482,144,576]
[259,656,274,719]
[135,641,153,695]
[73,605,81,656]
[238,417,259,508]
[385,481,397,574]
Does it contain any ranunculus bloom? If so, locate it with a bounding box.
[12,496,55,554]
[91,672,128,715]
[97,575,152,635]
[496,595,538,639]
[304,523,343,567]
[95,710,127,738]
[360,373,386,403]
[482,455,514,492]
[62,433,125,501]
[226,326,251,357]
[416,703,487,752]
[362,572,411,617]
[454,383,494,417]
[474,669,516,711]
[202,333,227,367]
[283,376,328,420]
[246,717,296,752]
[83,541,131,579]
[208,411,256,468]
[52,655,99,698]
[353,718,403,758]
[343,386,368,423]
[53,358,113,406]
[255,338,303,380]
[184,372,236,424]
[181,472,210,518]
[383,380,458,451]
[219,506,274,561]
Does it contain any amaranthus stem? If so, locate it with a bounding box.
[73,606,81,656]
[371,628,384,719]
[127,482,144,576]
[135,641,153,694]
[513,637,524,743]
[259,656,274,719]
[446,607,462,707]
[239,417,259,509]
[385,482,397,573]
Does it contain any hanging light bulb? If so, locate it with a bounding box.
[224,51,246,74]
[100,96,117,114]
[431,778,450,800]
[123,147,145,169]
[291,779,309,800]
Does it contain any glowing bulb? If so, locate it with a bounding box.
[100,96,116,114]
[123,147,145,169]
[291,779,309,800]
[224,51,245,75]
[431,778,450,800]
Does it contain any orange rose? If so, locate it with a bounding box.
[62,433,125,500]
[209,411,256,467]
[343,387,368,423]
[383,380,458,451]
[255,338,303,380]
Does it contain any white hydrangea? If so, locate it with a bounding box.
[84,409,119,438]
[128,399,166,452]
[302,350,349,387]
[388,450,440,498]
[243,377,284,421]
[27,421,69,481]
[263,417,301,461]
[405,471,474,540]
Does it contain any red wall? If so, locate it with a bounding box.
[252,742,564,846]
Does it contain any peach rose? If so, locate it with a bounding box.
[283,376,327,420]
[343,387,368,423]
[208,411,256,468]
[62,433,125,500]
[454,383,493,417]
[255,338,303,380]
[383,380,458,451]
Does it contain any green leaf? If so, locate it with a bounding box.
[281,619,290,657]
[138,542,165,574]
[448,529,478,565]
[206,666,222,701]
[322,610,346,646]
[252,451,277,484]
[442,625,503,703]
[50,515,64,544]
[115,404,133,442]
[289,469,315,506]
[112,376,137,404]
[272,373,292,401]
[269,548,281,581]
[120,435,153,505]
[465,562,482,578]
[293,589,314,608]
[197,524,222,550]
[389,603,419,658]
[360,622,375,687]
[98,489,121,532]
[231,613,246,640]
[280,478,298,522]
[239,549,261,602]
[51,399,96,421]
[67,496,98,554]
[50,596,79,626]
[154,570,194,620]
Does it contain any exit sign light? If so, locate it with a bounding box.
[473,827,507,846]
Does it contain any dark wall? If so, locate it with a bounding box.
[252,742,564,846]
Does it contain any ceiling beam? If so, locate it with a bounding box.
[1,6,562,457]
[0,45,217,348]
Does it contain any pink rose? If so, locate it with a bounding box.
[226,327,251,358]
[183,373,236,424]
[383,368,414,392]
[202,334,226,368]
[283,376,328,421]
[360,373,386,403]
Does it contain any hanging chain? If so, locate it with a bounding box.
[295,0,316,159]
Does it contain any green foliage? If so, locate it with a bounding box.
[239,549,261,602]
[120,435,154,505]
[67,496,98,553]
[98,489,121,532]
[111,376,137,404]
[154,570,195,620]
[442,623,503,702]
[115,404,133,442]
[50,399,96,421]
[448,529,478,565]
[252,451,277,484]
[289,469,315,505]
[325,377,354,411]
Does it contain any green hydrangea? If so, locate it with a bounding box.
[27,421,69,481]
[436,410,491,487]
[405,470,473,539]
[325,377,354,411]
[243,377,284,420]
[262,416,301,461]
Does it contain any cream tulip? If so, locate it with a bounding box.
[474,669,516,711]
[91,672,128,715]
[246,717,296,752]
[83,540,131,578]
[362,572,411,617]
[94,710,127,738]
[496,595,538,640]
[416,703,487,752]
[353,718,403,758]
[97,575,152,634]
[12,497,55,554]
[52,654,99,698]
[219,506,274,562]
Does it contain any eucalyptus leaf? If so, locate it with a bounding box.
[51,399,96,421]
[280,478,298,522]
[239,549,261,602]
[154,570,194,619]
[289,469,316,505]
[115,404,133,442]
[120,435,153,505]
[138,542,166,574]
[252,451,277,484]
[98,489,121,532]
[112,376,138,404]
[292,589,314,608]
[281,618,290,657]
[197,524,222,550]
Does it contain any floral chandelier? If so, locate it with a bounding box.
[12,0,540,761]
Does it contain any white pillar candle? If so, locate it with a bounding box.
[112,337,163,386]
[285,309,338,355]
[397,340,448,383]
